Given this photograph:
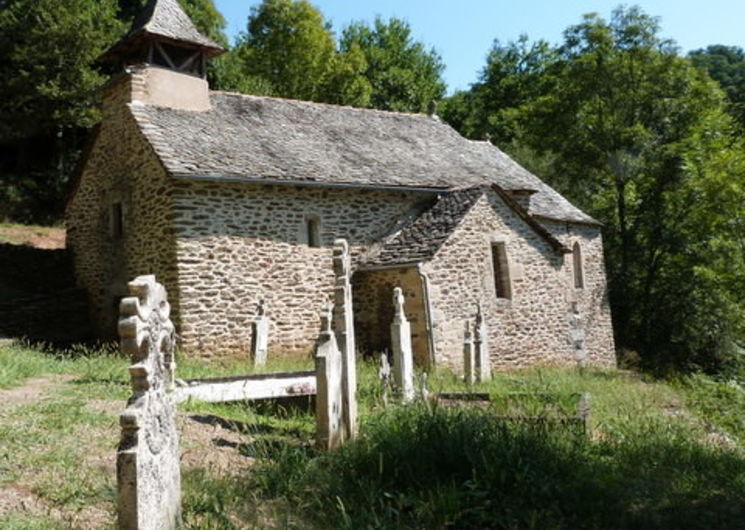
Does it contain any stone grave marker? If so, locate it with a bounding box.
[332,239,358,439]
[391,287,415,402]
[570,302,587,368]
[463,320,475,384]
[474,304,492,382]
[252,300,269,367]
[315,304,344,450]
[117,275,181,530]
[379,352,391,407]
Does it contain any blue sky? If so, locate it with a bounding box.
[213,0,744,93]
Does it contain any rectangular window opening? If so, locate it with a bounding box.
[111,202,124,239]
[573,242,585,289]
[306,217,321,248]
[491,243,512,300]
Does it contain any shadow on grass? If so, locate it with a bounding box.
[250,404,745,529]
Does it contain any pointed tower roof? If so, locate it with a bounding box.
[101,0,224,62]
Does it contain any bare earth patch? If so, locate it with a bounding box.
[0,376,256,529]
[0,223,65,249]
[0,375,73,413]
[180,413,256,475]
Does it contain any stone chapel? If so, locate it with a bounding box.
[66,0,616,370]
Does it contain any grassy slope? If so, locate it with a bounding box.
[0,342,743,529]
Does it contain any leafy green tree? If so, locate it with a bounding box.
[0,0,122,222]
[231,0,369,106]
[340,17,446,112]
[441,37,556,143]
[689,45,745,128]
[517,7,742,371]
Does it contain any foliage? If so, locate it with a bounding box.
[339,17,446,112]
[442,6,745,373]
[0,0,122,223]
[689,45,745,129]
[0,0,230,224]
[230,0,370,106]
[441,36,556,143]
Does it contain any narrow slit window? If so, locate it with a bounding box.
[111,202,124,239]
[491,242,512,300]
[306,216,321,248]
[573,242,584,289]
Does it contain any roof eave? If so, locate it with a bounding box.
[170,172,450,194]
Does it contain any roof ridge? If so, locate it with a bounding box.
[133,0,222,49]
[210,90,440,121]
[359,187,486,269]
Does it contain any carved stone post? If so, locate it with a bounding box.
[332,239,357,439]
[252,300,269,367]
[117,275,180,530]
[571,302,587,368]
[474,304,491,382]
[391,287,415,402]
[315,304,344,450]
[463,320,475,384]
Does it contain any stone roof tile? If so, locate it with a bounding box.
[129,91,598,225]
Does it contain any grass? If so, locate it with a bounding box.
[1,340,744,528]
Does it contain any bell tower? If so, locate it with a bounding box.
[99,0,225,111]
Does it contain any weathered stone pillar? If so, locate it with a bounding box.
[252,300,269,367]
[570,302,587,368]
[463,320,475,384]
[474,304,492,382]
[315,304,344,450]
[117,275,181,530]
[391,287,415,402]
[332,239,357,439]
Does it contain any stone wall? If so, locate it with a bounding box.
[543,220,616,367]
[171,179,428,357]
[352,267,431,366]
[421,191,616,371]
[66,72,179,338]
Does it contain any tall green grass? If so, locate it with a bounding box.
[251,404,745,529]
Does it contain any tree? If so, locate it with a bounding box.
[517,7,742,371]
[0,0,122,222]
[689,45,745,129]
[340,17,446,112]
[441,37,556,144]
[231,0,369,106]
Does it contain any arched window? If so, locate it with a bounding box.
[306,216,321,248]
[491,242,512,300]
[573,242,584,289]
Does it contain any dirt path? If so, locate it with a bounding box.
[0,375,73,413]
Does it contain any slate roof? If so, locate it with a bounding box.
[359,188,484,269]
[102,0,224,61]
[128,91,598,225]
[359,185,570,269]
